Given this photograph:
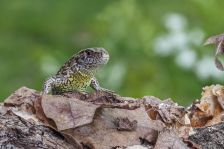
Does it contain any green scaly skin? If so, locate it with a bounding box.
[43,47,110,95]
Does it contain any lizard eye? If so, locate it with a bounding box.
[86,51,91,56]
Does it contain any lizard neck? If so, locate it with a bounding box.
[78,68,95,77]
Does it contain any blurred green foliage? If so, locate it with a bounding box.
[0,0,224,105]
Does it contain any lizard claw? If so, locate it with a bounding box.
[98,88,116,94]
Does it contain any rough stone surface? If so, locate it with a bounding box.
[189,123,224,149]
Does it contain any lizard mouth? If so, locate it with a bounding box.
[103,54,109,60]
[101,54,109,64]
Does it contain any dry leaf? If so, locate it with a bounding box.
[64,107,158,149]
[204,34,224,71]
[0,106,75,149]
[154,128,189,149]
[3,87,44,123]
[114,117,137,131]
[140,129,158,146]
[188,85,224,127]
[42,95,99,131]
[212,84,224,109]
[4,86,41,114]
[204,33,224,45]
[143,96,186,126]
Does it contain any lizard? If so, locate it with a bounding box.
[43,47,111,95]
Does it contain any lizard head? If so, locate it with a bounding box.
[76,47,109,71]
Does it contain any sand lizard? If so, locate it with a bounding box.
[43,47,110,94]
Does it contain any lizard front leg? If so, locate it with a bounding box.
[43,75,66,94]
[90,77,114,93]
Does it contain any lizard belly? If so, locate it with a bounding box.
[63,72,92,92]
